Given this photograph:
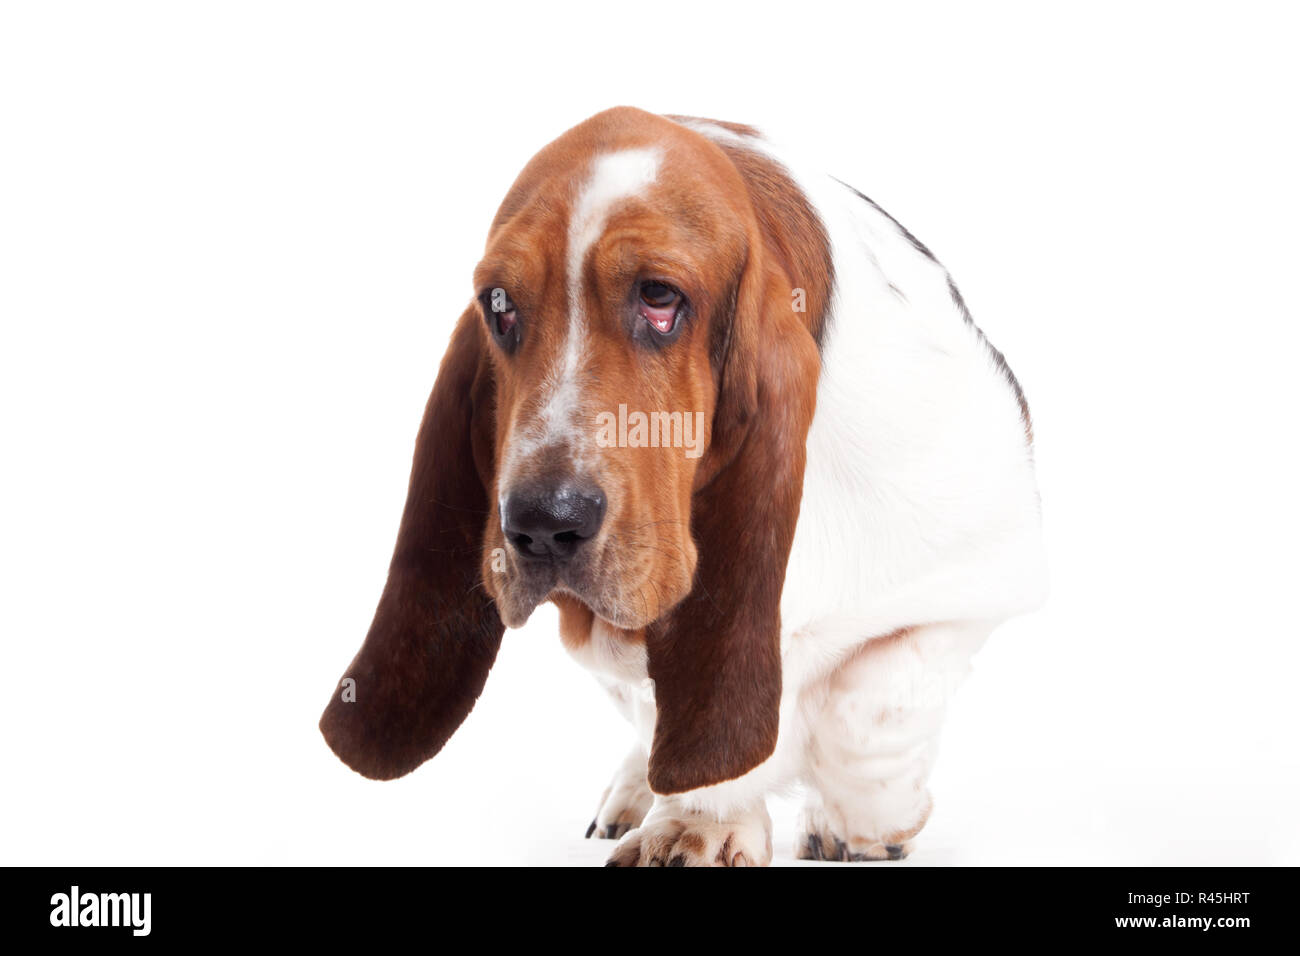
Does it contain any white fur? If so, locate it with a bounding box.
[589,744,655,840]
[587,121,1047,860]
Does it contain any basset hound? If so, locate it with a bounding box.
[319,107,1047,866]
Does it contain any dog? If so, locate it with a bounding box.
[319,107,1046,866]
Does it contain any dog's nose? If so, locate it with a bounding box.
[503,482,607,560]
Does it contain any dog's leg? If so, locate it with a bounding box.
[585,744,654,840]
[593,662,779,865]
[580,671,659,840]
[559,604,659,841]
[796,621,991,862]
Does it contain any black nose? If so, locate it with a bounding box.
[503,482,606,560]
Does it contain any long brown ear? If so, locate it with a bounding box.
[644,238,825,795]
[319,308,503,780]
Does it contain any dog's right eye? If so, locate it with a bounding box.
[480,288,521,351]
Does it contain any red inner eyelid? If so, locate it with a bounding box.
[494,305,517,332]
[639,302,677,333]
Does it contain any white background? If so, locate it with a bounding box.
[2,1,1297,866]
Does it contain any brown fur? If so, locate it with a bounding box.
[318,312,504,779]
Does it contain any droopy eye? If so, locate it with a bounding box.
[638,281,683,335]
[482,288,519,345]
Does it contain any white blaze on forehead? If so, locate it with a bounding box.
[546,148,662,439]
[499,148,661,499]
[567,147,662,311]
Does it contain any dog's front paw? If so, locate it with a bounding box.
[795,804,919,862]
[605,803,772,867]
[585,748,654,840]
[797,830,912,861]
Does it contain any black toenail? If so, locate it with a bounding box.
[803,833,824,860]
[585,820,597,839]
[886,844,904,860]
[668,855,686,867]
[603,824,619,839]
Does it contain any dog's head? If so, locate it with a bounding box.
[320,108,832,793]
